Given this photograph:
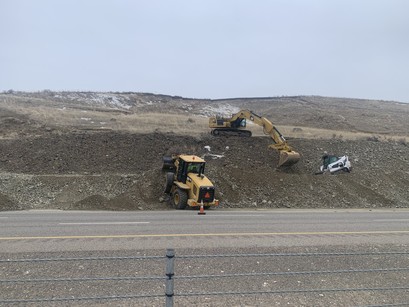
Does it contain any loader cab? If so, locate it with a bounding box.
[176,155,206,183]
[187,163,204,174]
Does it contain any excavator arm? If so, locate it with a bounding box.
[209,110,300,167]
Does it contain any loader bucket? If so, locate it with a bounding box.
[278,150,301,167]
[162,156,175,171]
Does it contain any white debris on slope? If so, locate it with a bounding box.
[202,145,225,159]
[51,92,241,116]
[53,92,133,110]
[205,153,224,159]
[88,93,132,110]
[201,104,240,117]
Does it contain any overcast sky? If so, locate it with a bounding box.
[1,0,409,102]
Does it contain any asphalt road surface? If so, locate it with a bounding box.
[1,209,409,252]
[1,209,409,306]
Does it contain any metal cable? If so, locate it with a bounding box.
[2,287,408,304]
[2,267,407,284]
[175,267,409,280]
[0,275,165,283]
[0,293,163,304]
[1,251,407,263]
[177,251,409,259]
[175,286,409,297]
[0,255,164,263]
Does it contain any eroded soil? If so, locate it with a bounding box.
[0,92,408,211]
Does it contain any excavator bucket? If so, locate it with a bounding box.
[278,150,301,167]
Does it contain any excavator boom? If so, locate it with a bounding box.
[209,110,300,167]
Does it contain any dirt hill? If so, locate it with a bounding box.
[0,91,408,211]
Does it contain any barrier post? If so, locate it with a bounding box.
[165,248,175,307]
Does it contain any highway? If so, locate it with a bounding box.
[1,209,409,306]
[1,209,409,252]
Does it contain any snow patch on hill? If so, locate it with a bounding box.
[53,92,133,110]
[201,104,240,117]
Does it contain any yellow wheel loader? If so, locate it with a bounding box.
[162,155,219,209]
[209,109,300,167]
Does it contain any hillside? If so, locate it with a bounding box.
[0,91,408,211]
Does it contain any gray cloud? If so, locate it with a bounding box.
[1,0,408,102]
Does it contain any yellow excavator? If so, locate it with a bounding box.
[209,110,300,167]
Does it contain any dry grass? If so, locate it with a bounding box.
[241,122,409,143]
[112,113,208,135]
[1,95,408,143]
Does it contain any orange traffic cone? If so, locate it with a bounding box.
[198,203,206,215]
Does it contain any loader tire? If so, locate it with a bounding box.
[173,188,188,210]
[164,172,174,193]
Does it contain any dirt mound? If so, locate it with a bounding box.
[0,192,21,211]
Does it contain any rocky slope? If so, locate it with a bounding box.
[0,91,408,211]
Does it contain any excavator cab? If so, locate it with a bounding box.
[214,115,246,128]
[232,118,246,128]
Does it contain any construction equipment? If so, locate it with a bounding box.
[316,154,352,174]
[209,110,300,167]
[162,154,219,210]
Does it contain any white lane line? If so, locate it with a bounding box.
[207,215,265,217]
[373,219,409,222]
[59,222,150,225]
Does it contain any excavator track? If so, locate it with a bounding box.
[211,129,252,137]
